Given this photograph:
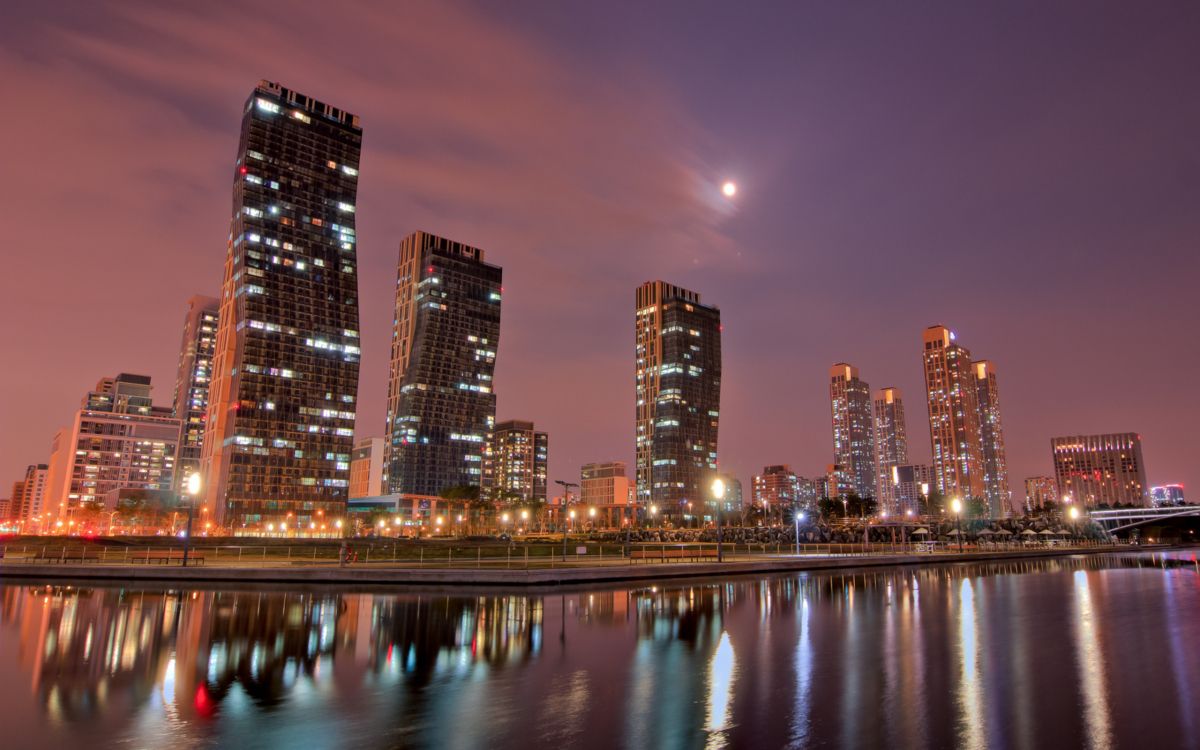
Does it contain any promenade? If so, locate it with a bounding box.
[0,540,1164,588]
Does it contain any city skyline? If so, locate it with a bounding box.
[2,1,1198,501]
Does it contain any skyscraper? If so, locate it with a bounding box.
[172,295,219,490]
[1051,433,1148,507]
[829,364,875,499]
[202,81,363,529]
[973,360,1011,516]
[384,231,502,498]
[921,325,985,501]
[485,420,549,503]
[11,464,49,521]
[872,387,907,513]
[634,281,722,518]
[349,437,384,499]
[52,374,180,517]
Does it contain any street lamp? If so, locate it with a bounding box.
[1068,505,1080,541]
[711,477,725,562]
[794,510,805,555]
[182,472,201,567]
[951,497,963,553]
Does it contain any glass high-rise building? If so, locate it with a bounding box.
[384,231,502,498]
[872,386,907,513]
[973,360,1011,516]
[634,281,721,518]
[172,295,219,491]
[202,81,363,529]
[921,325,985,501]
[829,363,876,499]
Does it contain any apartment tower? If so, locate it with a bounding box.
[829,364,876,499]
[634,281,722,517]
[384,231,502,497]
[172,295,219,490]
[921,326,984,501]
[202,80,363,529]
[973,360,1012,516]
[872,387,907,513]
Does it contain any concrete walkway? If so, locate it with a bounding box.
[0,546,1163,589]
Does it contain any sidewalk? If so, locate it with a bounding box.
[0,545,1163,588]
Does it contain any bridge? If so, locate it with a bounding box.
[1088,506,1200,533]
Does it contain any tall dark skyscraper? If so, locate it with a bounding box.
[829,363,876,499]
[384,231,502,498]
[172,295,219,490]
[973,360,1011,516]
[634,281,722,518]
[202,81,363,529]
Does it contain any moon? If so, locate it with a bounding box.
[721,180,737,198]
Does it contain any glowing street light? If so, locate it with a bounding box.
[950,497,963,553]
[182,472,201,567]
[711,477,726,562]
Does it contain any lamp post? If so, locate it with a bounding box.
[711,477,726,562]
[951,497,963,553]
[182,473,201,567]
[1068,506,1080,542]
[794,510,805,555]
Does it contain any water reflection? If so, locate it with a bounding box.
[0,552,1197,749]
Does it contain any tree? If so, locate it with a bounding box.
[919,490,946,517]
[817,497,844,520]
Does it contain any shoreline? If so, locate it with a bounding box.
[1,545,1187,590]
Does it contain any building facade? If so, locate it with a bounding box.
[973,360,1011,517]
[384,231,502,498]
[921,325,985,501]
[485,420,548,503]
[634,281,722,518]
[872,387,907,514]
[1023,476,1058,511]
[171,295,219,491]
[52,374,180,517]
[581,461,633,527]
[752,465,800,512]
[1150,484,1186,506]
[349,437,385,499]
[10,464,49,522]
[829,364,875,499]
[202,80,363,529]
[1051,433,1149,507]
[894,463,934,514]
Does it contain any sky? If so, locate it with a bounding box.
[1,0,1198,500]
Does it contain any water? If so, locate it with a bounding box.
[1,551,1197,749]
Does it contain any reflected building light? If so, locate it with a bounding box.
[705,631,737,740]
[1073,571,1114,750]
[957,579,986,750]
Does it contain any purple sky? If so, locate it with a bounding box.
[1,0,1197,499]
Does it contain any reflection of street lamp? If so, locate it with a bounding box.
[711,477,725,562]
[951,497,963,553]
[182,473,201,567]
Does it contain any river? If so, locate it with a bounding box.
[0,551,1197,749]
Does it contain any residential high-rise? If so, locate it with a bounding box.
[921,325,985,501]
[52,374,180,517]
[752,465,800,512]
[1150,484,1186,506]
[11,464,49,521]
[894,463,934,514]
[973,360,1011,517]
[634,281,722,518]
[1051,433,1149,507]
[349,437,384,499]
[716,473,743,514]
[796,476,822,509]
[202,81,363,529]
[872,387,907,513]
[1023,476,1058,511]
[485,420,549,503]
[829,364,875,499]
[171,295,219,490]
[384,231,502,498]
